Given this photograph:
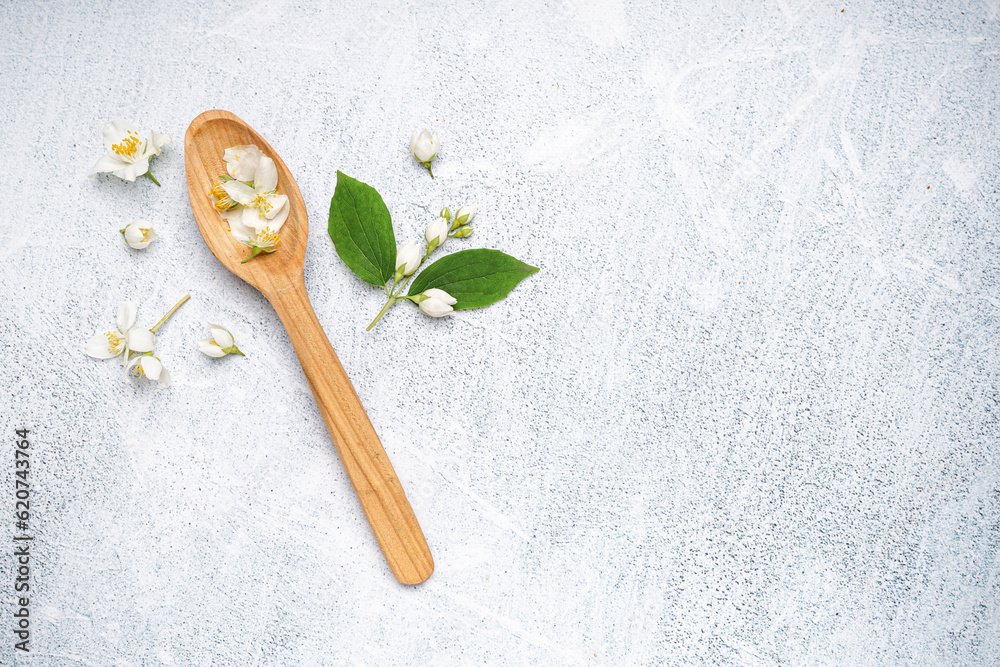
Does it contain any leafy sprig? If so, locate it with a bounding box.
[328,171,537,330]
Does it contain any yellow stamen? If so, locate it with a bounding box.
[111,131,142,158]
[251,194,273,219]
[105,331,121,355]
[255,227,280,249]
[211,181,234,211]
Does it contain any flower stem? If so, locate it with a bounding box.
[150,295,190,333]
[241,246,266,263]
[146,169,161,187]
[366,297,397,331]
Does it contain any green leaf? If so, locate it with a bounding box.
[328,172,397,286]
[408,249,539,310]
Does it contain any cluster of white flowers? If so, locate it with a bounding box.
[85,302,171,387]
[85,298,245,387]
[210,145,290,262]
[91,121,172,250]
[393,205,477,319]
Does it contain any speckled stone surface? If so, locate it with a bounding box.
[2,1,999,664]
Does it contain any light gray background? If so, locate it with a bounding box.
[2,0,998,664]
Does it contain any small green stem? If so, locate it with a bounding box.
[241,246,265,263]
[150,295,190,333]
[146,169,161,186]
[366,297,397,331]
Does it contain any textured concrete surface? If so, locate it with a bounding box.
[2,0,999,664]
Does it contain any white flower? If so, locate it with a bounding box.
[410,129,439,162]
[120,220,158,249]
[198,323,244,357]
[396,240,422,276]
[425,217,449,248]
[223,145,263,182]
[418,288,457,318]
[85,301,137,359]
[454,205,476,226]
[219,155,290,244]
[127,355,171,387]
[90,121,171,182]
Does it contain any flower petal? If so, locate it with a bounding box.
[86,331,122,358]
[264,193,288,221]
[102,121,142,153]
[127,328,155,353]
[157,366,171,388]
[241,204,263,233]
[221,180,257,206]
[222,207,254,243]
[223,145,262,181]
[126,356,142,375]
[208,324,234,349]
[116,302,137,333]
[254,156,278,193]
[141,356,163,381]
[112,155,151,182]
[148,131,172,155]
[90,153,128,177]
[198,339,226,358]
[266,198,289,232]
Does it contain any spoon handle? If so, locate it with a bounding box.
[268,281,434,585]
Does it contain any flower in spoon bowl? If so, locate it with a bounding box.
[90,121,171,185]
[223,145,263,181]
[211,147,289,262]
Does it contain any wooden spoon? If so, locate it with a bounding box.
[184,110,433,585]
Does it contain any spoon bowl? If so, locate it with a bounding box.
[185,110,434,585]
[184,111,307,293]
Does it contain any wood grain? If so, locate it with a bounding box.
[184,110,434,585]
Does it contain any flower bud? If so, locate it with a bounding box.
[410,129,439,163]
[198,323,244,357]
[395,240,422,276]
[454,205,476,227]
[440,207,452,220]
[425,217,449,250]
[453,225,473,238]
[418,288,457,318]
[121,220,158,249]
